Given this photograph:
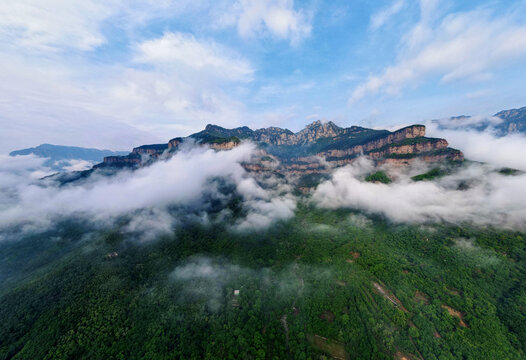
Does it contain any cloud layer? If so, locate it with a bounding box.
[312,157,526,229]
[0,0,314,153]
[135,32,254,82]
[426,122,526,171]
[0,143,296,237]
[351,2,526,103]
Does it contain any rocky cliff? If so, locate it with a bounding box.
[493,107,526,135]
[97,121,463,175]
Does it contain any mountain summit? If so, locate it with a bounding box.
[96,121,463,179]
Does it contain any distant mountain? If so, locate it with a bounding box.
[433,106,526,136]
[493,107,526,135]
[93,121,463,187]
[9,144,128,171]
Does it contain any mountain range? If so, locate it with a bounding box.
[97,121,463,176]
[434,106,526,136]
[10,105,525,180]
[9,144,128,171]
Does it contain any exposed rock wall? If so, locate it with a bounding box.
[168,137,183,149]
[209,141,240,151]
[98,122,462,176]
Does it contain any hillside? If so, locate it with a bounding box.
[1,207,524,360]
[97,121,463,178]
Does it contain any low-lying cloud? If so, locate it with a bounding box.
[427,122,526,171]
[0,143,296,237]
[170,255,330,312]
[312,157,526,229]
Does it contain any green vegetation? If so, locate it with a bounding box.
[384,147,462,160]
[412,167,447,181]
[1,207,525,359]
[365,171,392,184]
[368,137,440,155]
[261,155,275,162]
[499,168,522,176]
[297,173,331,189]
[262,129,390,158]
[207,136,241,144]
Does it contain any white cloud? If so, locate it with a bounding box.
[427,123,526,171]
[312,157,526,229]
[370,0,406,30]
[0,0,314,151]
[0,56,162,153]
[0,143,296,235]
[61,159,94,172]
[135,32,254,82]
[351,4,526,103]
[0,0,113,52]
[226,0,312,45]
[0,0,205,52]
[0,29,256,152]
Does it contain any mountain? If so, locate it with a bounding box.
[86,120,464,191]
[9,144,128,171]
[433,106,526,136]
[10,144,128,161]
[493,107,526,135]
[96,121,463,179]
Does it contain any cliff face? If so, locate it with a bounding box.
[132,144,168,158]
[99,155,141,168]
[168,137,183,149]
[253,127,296,145]
[209,140,240,151]
[246,125,461,175]
[493,107,526,135]
[98,121,463,176]
[252,120,344,146]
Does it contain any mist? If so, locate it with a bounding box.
[2,125,526,239]
[427,121,526,171]
[0,143,296,238]
[312,157,526,229]
[169,256,331,313]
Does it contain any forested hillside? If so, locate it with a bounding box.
[1,206,524,360]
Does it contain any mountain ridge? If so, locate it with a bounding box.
[9,143,128,161]
[96,121,463,179]
[9,144,129,171]
[433,106,526,135]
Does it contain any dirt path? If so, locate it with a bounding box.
[372,282,408,312]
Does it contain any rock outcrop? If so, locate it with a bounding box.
[97,121,463,176]
[132,144,168,157]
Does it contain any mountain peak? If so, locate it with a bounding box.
[295,120,343,143]
[305,120,322,128]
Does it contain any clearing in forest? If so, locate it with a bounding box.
[395,352,419,360]
[307,334,349,360]
[346,251,361,263]
[441,305,468,327]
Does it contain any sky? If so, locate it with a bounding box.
[1,0,526,152]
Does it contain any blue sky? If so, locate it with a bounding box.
[1,0,526,151]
